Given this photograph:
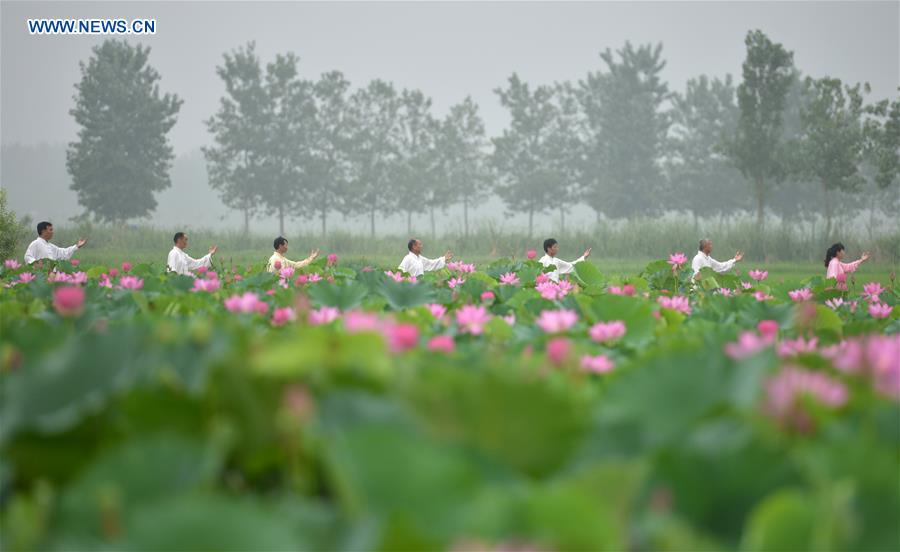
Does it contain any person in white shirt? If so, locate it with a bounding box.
[691,239,743,280]
[538,238,591,282]
[266,236,319,272]
[24,221,87,265]
[398,238,452,277]
[167,231,217,276]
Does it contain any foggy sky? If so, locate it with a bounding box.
[3,1,898,155]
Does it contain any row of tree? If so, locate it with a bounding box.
[65,31,899,238]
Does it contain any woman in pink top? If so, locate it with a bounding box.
[824,242,870,290]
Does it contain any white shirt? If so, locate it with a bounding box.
[691,251,736,278]
[539,254,585,283]
[398,252,445,277]
[24,237,78,265]
[167,246,213,276]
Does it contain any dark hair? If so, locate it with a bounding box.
[274,236,288,250]
[408,238,419,252]
[543,238,557,253]
[825,242,845,268]
[699,239,711,251]
[173,232,186,244]
[37,221,52,236]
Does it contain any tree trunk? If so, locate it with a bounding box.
[407,211,412,235]
[755,178,765,230]
[430,205,436,239]
[822,182,833,242]
[560,206,565,234]
[321,206,327,236]
[243,208,249,235]
[463,197,469,239]
[278,206,285,237]
[528,209,534,239]
[370,209,375,238]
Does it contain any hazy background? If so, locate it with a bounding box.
[2,0,898,236]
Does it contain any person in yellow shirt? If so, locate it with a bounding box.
[266,236,319,272]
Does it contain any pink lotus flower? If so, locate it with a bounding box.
[863,282,885,301]
[480,291,495,302]
[70,259,80,267]
[447,261,476,273]
[668,252,688,269]
[589,320,626,343]
[361,266,373,273]
[748,270,768,281]
[307,273,323,283]
[233,274,243,281]
[448,277,466,290]
[224,292,269,315]
[741,281,753,290]
[608,284,636,296]
[121,262,132,272]
[503,313,516,326]
[426,303,447,320]
[866,334,900,399]
[273,260,282,271]
[757,320,779,339]
[4,259,20,270]
[753,291,773,302]
[536,281,563,301]
[109,268,119,277]
[788,288,813,302]
[766,367,848,429]
[192,278,221,293]
[98,274,112,289]
[535,273,550,285]
[342,310,381,333]
[266,289,276,296]
[657,295,692,315]
[427,335,455,353]
[716,287,734,297]
[18,272,36,284]
[581,354,615,374]
[308,306,340,325]
[869,302,893,319]
[271,307,296,326]
[53,286,85,317]
[388,323,419,353]
[118,276,144,290]
[456,304,491,335]
[205,271,218,280]
[279,266,296,280]
[499,272,520,286]
[526,249,537,260]
[48,272,71,283]
[825,298,845,310]
[327,253,338,266]
[546,337,571,365]
[295,275,309,286]
[725,331,775,360]
[777,337,819,358]
[536,309,578,333]
[195,266,208,275]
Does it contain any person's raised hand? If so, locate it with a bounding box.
[583,247,592,259]
[209,245,218,256]
[861,251,871,262]
[77,238,88,248]
[310,248,320,260]
[734,250,743,262]
[444,251,453,261]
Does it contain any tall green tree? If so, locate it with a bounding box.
[347,80,402,237]
[546,82,589,233]
[724,30,795,229]
[795,77,867,239]
[308,71,354,236]
[67,40,182,223]
[666,74,744,224]
[204,42,267,234]
[259,53,316,236]
[492,74,559,238]
[393,89,438,235]
[438,96,489,239]
[860,93,900,236]
[579,42,670,219]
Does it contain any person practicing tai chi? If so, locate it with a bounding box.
[539,238,591,282]
[824,242,870,288]
[23,221,87,265]
[691,238,743,280]
[266,236,319,272]
[398,238,452,277]
[167,232,217,276]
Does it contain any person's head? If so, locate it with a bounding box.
[543,238,559,256]
[173,232,187,249]
[699,239,712,255]
[37,221,53,240]
[825,242,845,267]
[274,236,288,254]
[408,238,422,255]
